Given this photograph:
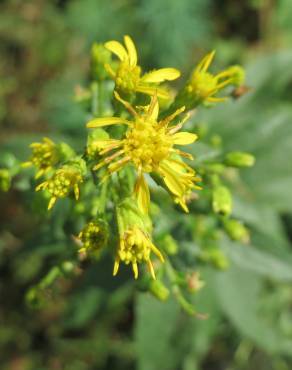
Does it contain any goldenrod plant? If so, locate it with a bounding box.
[5,35,253,316]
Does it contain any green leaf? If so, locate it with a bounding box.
[135,293,180,370]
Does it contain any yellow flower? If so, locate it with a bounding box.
[114,199,164,279]
[104,35,180,99]
[175,51,245,109]
[36,164,83,210]
[114,226,164,279]
[86,92,201,213]
[22,137,58,179]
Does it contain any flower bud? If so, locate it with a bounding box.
[204,163,225,175]
[78,219,109,256]
[223,218,250,243]
[203,248,229,270]
[225,65,245,87]
[26,287,46,309]
[0,168,11,192]
[212,185,232,216]
[224,151,255,168]
[22,138,76,179]
[159,234,178,255]
[36,159,85,210]
[22,137,58,179]
[149,279,170,301]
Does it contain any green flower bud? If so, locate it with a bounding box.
[61,261,76,275]
[149,279,170,301]
[0,168,11,192]
[223,219,250,243]
[226,65,245,87]
[204,163,225,175]
[206,248,229,270]
[212,185,232,216]
[159,234,178,255]
[224,151,255,168]
[26,287,46,309]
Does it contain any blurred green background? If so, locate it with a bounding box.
[1,0,292,369]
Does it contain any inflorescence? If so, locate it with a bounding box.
[19,35,253,289]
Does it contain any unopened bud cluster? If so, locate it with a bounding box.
[78,220,109,255]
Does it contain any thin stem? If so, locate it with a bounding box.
[91,82,99,116]
[98,81,104,116]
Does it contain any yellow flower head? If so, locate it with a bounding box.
[114,199,164,279]
[114,226,164,279]
[177,51,245,109]
[87,92,201,213]
[104,35,180,99]
[78,220,109,256]
[22,137,58,179]
[36,164,83,210]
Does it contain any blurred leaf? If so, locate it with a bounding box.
[215,265,292,355]
[135,293,180,370]
[221,238,292,282]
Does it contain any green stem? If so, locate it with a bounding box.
[91,82,98,116]
[98,81,104,116]
[98,178,108,214]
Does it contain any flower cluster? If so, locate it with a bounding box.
[36,161,85,210]
[78,220,109,256]
[22,137,58,179]
[115,199,164,279]
[19,34,252,292]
